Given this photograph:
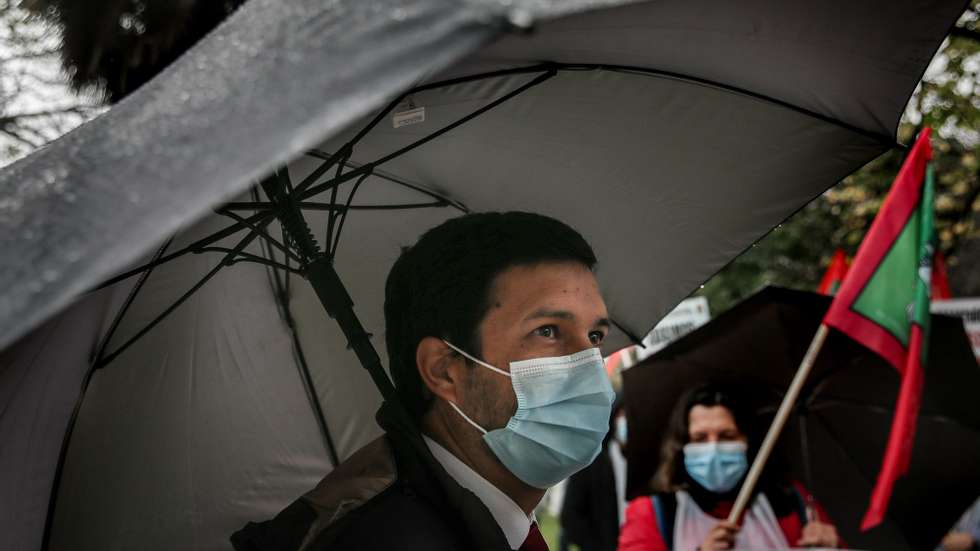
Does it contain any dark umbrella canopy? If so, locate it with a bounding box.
[622,286,980,550]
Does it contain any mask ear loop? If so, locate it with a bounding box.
[441,340,511,377]
[447,401,489,435]
[441,340,509,435]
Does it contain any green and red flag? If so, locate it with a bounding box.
[822,128,935,530]
[817,249,850,295]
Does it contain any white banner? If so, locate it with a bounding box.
[632,296,711,363]
[932,298,980,361]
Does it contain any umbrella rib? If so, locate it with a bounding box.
[255,211,341,467]
[611,316,644,346]
[94,222,270,370]
[291,148,350,197]
[213,207,303,264]
[306,62,899,199]
[329,172,371,258]
[580,65,908,150]
[806,411,879,486]
[323,154,347,258]
[93,237,174,363]
[39,236,175,551]
[303,151,469,212]
[92,210,274,291]
[295,58,895,254]
[298,68,557,200]
[282,225,292,298]
[811,395,980,434]
[223,200,453,212]
[293,65,558,199]
[809,413,914,547]
[193,247,305,275]
[249,187,290,289]
[559,63,900,148]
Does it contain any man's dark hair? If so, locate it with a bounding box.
[384,211,597,420]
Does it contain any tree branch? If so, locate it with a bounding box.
[0,125,41,148]
[0,106,90,125]
[0,46,61,62]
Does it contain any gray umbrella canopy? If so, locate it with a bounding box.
[0,0,966,351]
[0,0,968,550]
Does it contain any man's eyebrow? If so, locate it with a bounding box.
[524,309,612,328]
[524,308,575,321]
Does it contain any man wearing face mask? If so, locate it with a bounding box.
[232,212,614,551]
[617,384,841,551]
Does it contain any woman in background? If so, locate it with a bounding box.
[618,384,840,551]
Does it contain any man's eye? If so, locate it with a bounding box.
[589,331,605,345]
[534,325,558,338]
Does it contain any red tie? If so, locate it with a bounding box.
[519,522,550,551]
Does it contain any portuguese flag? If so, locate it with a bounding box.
[822,128,935,530]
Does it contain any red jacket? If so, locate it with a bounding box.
[617,482,837,551]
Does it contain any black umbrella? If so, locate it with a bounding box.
[621,286,980,551]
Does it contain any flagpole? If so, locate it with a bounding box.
[728,323,830,523]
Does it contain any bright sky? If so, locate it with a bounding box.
[0,2,99,165]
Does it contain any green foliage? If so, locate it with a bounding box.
[700,2,980,314]
[536,511,564,550]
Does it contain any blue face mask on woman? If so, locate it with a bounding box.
[683,441,749,494]
[443,341,616,489]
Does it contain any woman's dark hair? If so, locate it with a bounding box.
[652,383,758,493]
[384,211,597,421]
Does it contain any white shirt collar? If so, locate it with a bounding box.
[423,435,533,549]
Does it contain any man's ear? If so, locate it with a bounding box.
[416,337,463,404]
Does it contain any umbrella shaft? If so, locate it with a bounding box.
[729,323,829,523]
[306,257,397,402]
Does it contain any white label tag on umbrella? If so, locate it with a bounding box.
[393,106,425,128]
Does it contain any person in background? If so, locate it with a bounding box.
[561,400,629,551]
[618,384,840,551]
[938,497,980,551]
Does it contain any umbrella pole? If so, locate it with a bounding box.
[305,257,397,402]
[260,172,414,429]
[728,323,829,523]
[798,411,818,522]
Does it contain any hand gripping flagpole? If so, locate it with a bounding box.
[728,323,829,523]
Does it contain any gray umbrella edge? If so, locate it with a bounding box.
[0,0,517,351]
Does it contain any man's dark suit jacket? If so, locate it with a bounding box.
[231,403,515,551]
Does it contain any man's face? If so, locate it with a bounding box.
[458,261,609,432]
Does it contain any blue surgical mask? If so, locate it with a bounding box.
[683,441,748,493]
[443,341,615,489]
